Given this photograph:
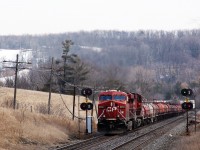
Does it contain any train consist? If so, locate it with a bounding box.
[97,90,183,133]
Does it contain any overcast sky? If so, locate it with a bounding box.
[0,0,200,35]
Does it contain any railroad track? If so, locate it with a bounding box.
[50,114,189,150]
[94,115,186,150]
[50,134,120,150]
[111,116,185,150]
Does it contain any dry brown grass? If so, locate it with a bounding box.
[171,131,200,150]
[171,111,200,150]
[0,87,96,118]
[0,87,97,149]
[0,107,79,150]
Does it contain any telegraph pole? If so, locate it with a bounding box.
[48,57,54,114]
[13,54,19,109]
[72,85,76,120]
[3,54,31,109]
[39,57,54,114]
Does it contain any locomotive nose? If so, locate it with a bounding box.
[110,101,117,107]
[98,100,126,120]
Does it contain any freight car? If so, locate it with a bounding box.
[97,90,182,134]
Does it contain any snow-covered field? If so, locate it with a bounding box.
[0,49,32,83]
[0,49,32,62]
[80,46,102,52]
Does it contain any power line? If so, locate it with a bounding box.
[58,89,85,120]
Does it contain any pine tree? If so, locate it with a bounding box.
[57,40,90,94]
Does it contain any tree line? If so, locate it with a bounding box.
[0,30,200,107]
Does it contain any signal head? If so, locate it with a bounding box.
[81,88,92,97]
[80,102,93,110]
[181,89,188,96]
[181,89,193,97]
[80,102,87,110]
[181,102,193,110]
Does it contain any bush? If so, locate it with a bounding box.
[35,103,48,114]
[1,97,14,108]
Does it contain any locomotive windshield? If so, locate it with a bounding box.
[99,95,126,101]
[113,95,126,100]
[99,95,112,100]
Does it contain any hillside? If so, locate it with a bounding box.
[1,30,200,106]
[1,30,200,68]
[0,87,96,149]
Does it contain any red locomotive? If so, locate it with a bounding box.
[97,90,182,133]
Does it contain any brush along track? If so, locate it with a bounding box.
[51,114,188,150]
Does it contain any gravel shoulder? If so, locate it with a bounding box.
[143,121,186,150]
[144,111,200,150]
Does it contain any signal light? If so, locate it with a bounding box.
[182,102,193,110]
[181,89,188,96]
[81,88,92,97]
[187,89,193,96]
[80,102,93,110]
[98,106,104,109]
[87,103,93,110]
[119,105,125,109]
[181,89,193,97]
[80,102,87,110]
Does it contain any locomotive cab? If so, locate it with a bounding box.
[98,90,127,118]
[97,90,128,133]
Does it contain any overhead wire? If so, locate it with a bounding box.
[52,75,86,120]
[58,90,85,120]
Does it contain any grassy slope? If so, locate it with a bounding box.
[0,87,97,150]
[1,87,200,150]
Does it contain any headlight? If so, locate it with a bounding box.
[98,106,104,109]
[119,105,125,109]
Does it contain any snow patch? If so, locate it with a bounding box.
[0,69,29,83]
[0,49,32,61]
[0,49,32,69]
[0,49,32,83]
[80,46,102,52]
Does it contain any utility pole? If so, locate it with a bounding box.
[39,57,54,114]
[78,93,81,138]
[72,85,76,120]
[3,54,31,109]
[195,99,196,133]
[193,92,197,133]
[48,57,54,114]
[13,54,19,109]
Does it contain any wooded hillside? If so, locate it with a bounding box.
[0,30,200,106]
